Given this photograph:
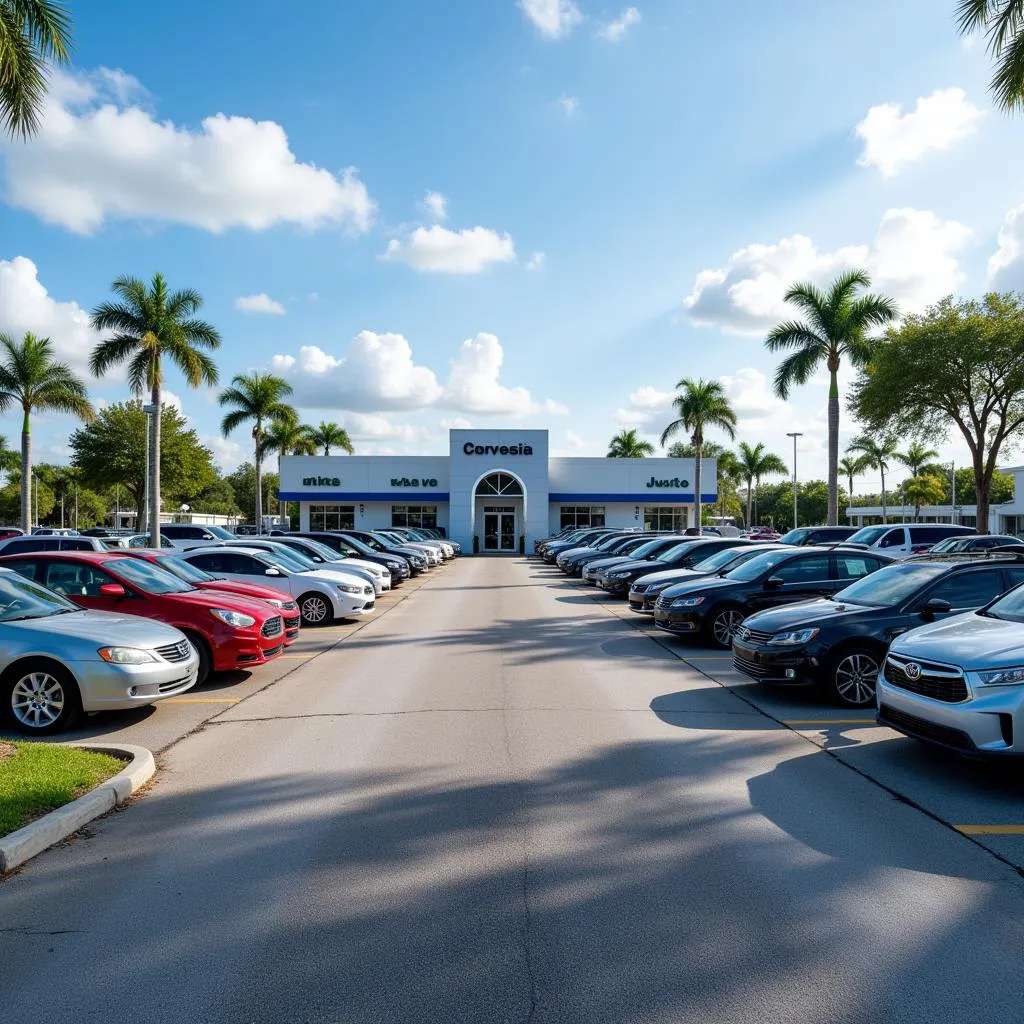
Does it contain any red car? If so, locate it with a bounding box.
[117,548,300,645]
[0,551,287,683]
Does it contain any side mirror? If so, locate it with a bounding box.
[764,576,785,590]
[98,583,126,597]
[265,568,283,577]
[922,597,952,616]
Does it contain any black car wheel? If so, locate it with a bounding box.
[184,632,212,686]
[831,648,880,707]
[706,606,746,649]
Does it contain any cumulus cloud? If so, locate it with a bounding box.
[343,413,433,443]
[525,251,546,271]
[519,0,582,39]
[855,88,984,177]
[235,293,286,315]
[443,333,537,416]
[718,368,789,422]
[684,208,972,335]
[0,256,100,372]
[598,7,641,41]
[1,67,376,235]
[614,385,674,428]
[989,203,1024,285]
[557,96,580,117]
[420,191,447,221]
[383,225,516,274]
[202,434,247,473]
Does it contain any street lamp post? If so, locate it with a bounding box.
[143,402,159,540]
[786,432,802,531]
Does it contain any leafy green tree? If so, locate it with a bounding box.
[0,474,52,524]
[766,270,898,525]
[950,467,1015,506]
[0,0,72,138]
[897,442,941,478]
[847,434,900,523]
[753,480,832,529]
[226,464,279,526]
[851,293,1024,533]
[69,401,217,524]
[607,428,655,458]
[218,373,294,529]
[736,441,787,527]
[838,454,869,511]
[310,420,354,456]
[264,415,316,520]
[90,273,220,543]
[660,378,737,531]
[902,475,947,519]
[957,1,1024,110]
[0,332,94,530]
[190,475,241,517]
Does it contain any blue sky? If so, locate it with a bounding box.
[2,0,1023,493]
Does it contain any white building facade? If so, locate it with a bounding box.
[279,429,716,552]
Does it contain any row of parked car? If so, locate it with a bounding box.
[0,526,459,736]
[535,522,1024,758]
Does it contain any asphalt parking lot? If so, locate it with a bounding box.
[531,562,1024,872]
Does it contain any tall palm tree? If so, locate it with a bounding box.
[660,378,737,531]
[0,332,93,530]
[91,273,221,546]
[736,441,787,528]
[839,454,869,519]
[766,269,898,526]
[0,0,73,138]
[957,1,1024,110]
[896,441,941,478]
[607,428,655,458]
[848,434,900,524]
[310,421,353,456]
[219,373,295,532]
[264,414,317,522]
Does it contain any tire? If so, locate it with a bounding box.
[1,659,81,735]
[830,647,881,708]
[184,632,212,686]
[299,592,332,626]
[704,605,746,650]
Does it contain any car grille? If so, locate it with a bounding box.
[884,656,968,703]
[263,643,284,658]
[261,615,284,638]
[655,595,672,609]
[733,651,770,679]
[632,583,648,593]
[733,625,773,645]
[155,639,192,663]
[363,585,373,596]
[158,675,192,693]
[878,705,975,750]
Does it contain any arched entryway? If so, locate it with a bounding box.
[471,470,527,553]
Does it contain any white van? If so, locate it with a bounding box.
[845,523,976,557]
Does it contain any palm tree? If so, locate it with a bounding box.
[736,441,787,528]
[90,273,221,546]
[903,474,947,520]
[896,441,941,478]
[264,414,317,522]
[0,434,19,480]
[607,428,655,458]
[957,1,1024,110]
[848,434,900,523]
[0,332,93,530]
[0,0,73,139]
[765,269,898,526]
[310,421,354,457]
[839,454,869,519]
[660,378,737,531]
[219,373,295,532]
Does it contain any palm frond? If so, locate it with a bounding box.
[220,408,251,437]
[772,346,820,399]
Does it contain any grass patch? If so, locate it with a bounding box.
[0,742,124,838]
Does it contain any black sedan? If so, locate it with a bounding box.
[731,554,1024,706]
[653,547,893,648]
[290,531,412,581]
[594,538,749,594]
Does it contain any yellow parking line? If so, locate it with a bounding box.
[954,824,1024,836]
[783,719,876,726]
[164,697,241,704]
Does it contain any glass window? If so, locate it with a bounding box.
[43,562,116,597]
[772,554,831,583]
[847,526,891,546]
[727,549,797,581]
[223,552,269,574]
[102,558,193,595]
[879,529,906,548]
[476,473,522,496]
[153,555,213,583]
[392,505,438,529]
[0,571,78,620]
[925,570,1006,610]
[835,563,947,607]
[559,506,606,529]
[309,504,355,532]
[836,554,876,580]
[644,506,687,532]
[185,551,223,573]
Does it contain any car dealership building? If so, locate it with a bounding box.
[279,429,716,553]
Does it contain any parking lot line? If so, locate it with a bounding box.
[954,824,1024,836]
[164,697,242,704]
[782,718,876,726]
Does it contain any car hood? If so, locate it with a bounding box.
[587,555,635,572]
[891,611,1024,669]
[634,567,715,588]
[170,589,283,618]
[741,598,876,633]
[559,546,596,560]
[661,575,745,598]
[297,568,373,589]
[604,558,670,576]
[195,580,294,604]
[7,608,183,646]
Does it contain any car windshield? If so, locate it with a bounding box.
[153,555,214,584]
[832,562,949,607]
[0,571,79,620]
[254,546,312,572]
[657,542,698,562]
[928,537,962,553]
[847,526,890,545]
[983,582,1024,622]
[292,538,343,561]
[103,558,194,595]
[778,529,811,545]
[693,546,755,572]
[339,535,375,556]
[206,525,235,540]
[595,535,625,551]
[629,538,672,559]
[725,549,800,581]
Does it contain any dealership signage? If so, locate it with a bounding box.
[646,476,690,488]
[463,441,534,456]
[390,477,440,487]
[302,476,341,486]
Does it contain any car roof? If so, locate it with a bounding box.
[903,551,1024,567]
[0,550,130,563]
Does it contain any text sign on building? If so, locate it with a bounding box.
[390,477,440,487]
[646,476,690,488]
[462,441,534,456]
[302,476,341,486]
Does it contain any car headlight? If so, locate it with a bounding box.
[608,572,629,580]
[265,598,294,609]
[210,608,256,628]
[671,596,705,608]
[338,583,363,594]
[649,582,672,594]
[767,628,819,646]
[631,584,646,593]
[98,646,159,665]
[975,666,1024,686]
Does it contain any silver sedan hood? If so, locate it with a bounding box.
[7,609,183,647]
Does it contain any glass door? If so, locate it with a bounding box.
[483,513,499,551]
[499,513,516,551]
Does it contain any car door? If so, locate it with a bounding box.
[746,552,833,613]
[221,551,292,591]
[40,560,129,611]
[914,568,1009,620]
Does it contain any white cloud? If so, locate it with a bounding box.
[160,389,183,415]
[519,0,582,39]
[383,225,516,274]
[202,434,247,473]
[0,256,100,372]
[558,96,580,117]
[420,191,447,221]
[440,417,473,430]
[526,251,546,271]
[1,68,376,235]
[598,7,641,41]
[684,208,972,335]
[343,413,432,443]
[718,368,789,422]
[989,203,1024,284]
[855,88,984,177]
[614,385,674,428]
[443,333,536,416]
[235,292,286,315]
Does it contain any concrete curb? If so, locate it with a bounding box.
[0,742,155,874]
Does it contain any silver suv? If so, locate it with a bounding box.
[877,576,1024,756]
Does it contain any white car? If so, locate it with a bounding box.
[219,538,385,596]
[247,536,391,592]
[374,530,442,565]
[180,547,375,625]
[154,523,237,551]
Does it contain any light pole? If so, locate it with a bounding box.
[786,432,802,530]
[143,402,159,539]
[950,461,957,526]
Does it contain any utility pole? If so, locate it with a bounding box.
[786,432,802,530]
[950,461,956,526]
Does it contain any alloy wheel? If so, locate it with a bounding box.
[11,671,66,729]
[301,595,330,625]
[712,609,745,648]
[834,653,879,707]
